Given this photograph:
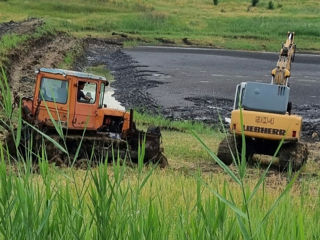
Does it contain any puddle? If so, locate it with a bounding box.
[83,85,124,111]
[152,73,171,79]
[104,87,125,111]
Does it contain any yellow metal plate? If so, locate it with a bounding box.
[230,109,302,140]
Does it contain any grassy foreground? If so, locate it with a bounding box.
[0,155,320,239]
[0,0,320,51]
[1,69,320,239]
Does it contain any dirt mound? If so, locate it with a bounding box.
[0,18,79,99]
[7,33,79,98]
[0,18,43,38]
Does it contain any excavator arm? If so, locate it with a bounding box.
[271,32,296,86]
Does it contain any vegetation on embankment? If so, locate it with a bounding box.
[0,21,57,67]
[0,0,319,51]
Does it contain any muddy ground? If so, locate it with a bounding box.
[0,18,43,39]
[1,19,319,167]
[2,20,80,98]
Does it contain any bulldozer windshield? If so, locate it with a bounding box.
[40,78,68,104]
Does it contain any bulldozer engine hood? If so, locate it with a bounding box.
[97,108,131,131]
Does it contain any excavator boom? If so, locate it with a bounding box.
[271,32,296,85]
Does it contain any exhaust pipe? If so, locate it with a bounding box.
[130,109,134,130]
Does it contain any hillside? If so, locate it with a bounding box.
[0,0,319,51]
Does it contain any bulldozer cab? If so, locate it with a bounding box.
[33,68,109,130]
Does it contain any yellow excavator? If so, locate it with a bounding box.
[217,32,308,170]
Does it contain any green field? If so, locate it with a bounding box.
[0,0,320,51]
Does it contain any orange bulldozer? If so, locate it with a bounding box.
[5,68,167,167]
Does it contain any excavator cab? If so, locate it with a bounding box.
[233,82,290,114]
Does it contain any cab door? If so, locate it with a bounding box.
[72,80,98,130]
[35,75,69,126]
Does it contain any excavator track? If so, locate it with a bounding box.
[217,135,308,171]
[278,142,308,171]
[217,135,241,165]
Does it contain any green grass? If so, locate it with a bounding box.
[0,34,28,64]
[85,65,115,82]
[0,158,319,239]
[58,47,82,70]
[134,111,218,134]
[134,112,224,163]
[0,0,319,51]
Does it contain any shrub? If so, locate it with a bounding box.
[268,1,275,9]
[251,0,259,7]
[213,0,218,6]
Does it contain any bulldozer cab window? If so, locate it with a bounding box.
[77,81,97,104]
[40,78,68,104]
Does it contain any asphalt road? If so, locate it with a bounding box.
[124,46,320,108]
